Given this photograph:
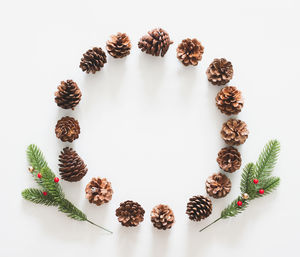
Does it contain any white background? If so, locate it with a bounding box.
[1,0,299,256]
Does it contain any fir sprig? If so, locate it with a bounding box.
[22,188,58,206]
[22,144,112,233]
[200,140,280,232]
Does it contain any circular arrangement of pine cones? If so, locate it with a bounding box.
[52,28,250,231]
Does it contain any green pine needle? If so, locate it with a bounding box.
[22,144,112,233]
[27,144,48,171]
[200,140,281,232]
[240,163,256,199]
[22,188,58,206]
[257,176,280,197]
[38,167,65,200]
[221,196,249,219]
[58,199,87,221]
[255,140,280,179]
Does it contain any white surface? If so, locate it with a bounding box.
[1,0,299,256]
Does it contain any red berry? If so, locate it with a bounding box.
[259,189,265,194]
[253,179,259,184]
[43,192,47,196]
[37,173,42,179]
[237,201,243,207]
[54,177,59,183]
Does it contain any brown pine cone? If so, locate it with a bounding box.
[205,173,232,199]
[216,86,244,115]
[186,195,212,221]
[221,119,249,146]
[54,80,82,110]
[138,28,173,57]
[106,33,131,58]
[116,200,145,227]
[55,116,80,142]
[177,38,204,66]
[58,147,87,182]
[150,204,175,230]
[79,47,107,74]
[217,147,241,173]
[206,58,233,86]
[85,177,113,206]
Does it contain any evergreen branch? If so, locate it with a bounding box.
[200,140,281,232]
[39,167,65,200]
[58,199,87,221]
[23,144,112,233]
[22,188,58,206]
[221,196,248,219]
[255,177,280,198]
[27,144,49,171]
[240,163,256,199]
[255,140,280,179]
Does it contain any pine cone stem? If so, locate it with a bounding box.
[199,217,222,232]
[86,219,113,233]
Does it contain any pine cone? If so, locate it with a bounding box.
[205,173,232,199]
[216,86,244,115]
[217,147,241,173]
[55,116,80,142]
[116,200,145,227]
[138,28,173,57]
[206,58,233,86]
[186,195,212,221]
[177,38,204,66]
[85,177,113,206]
[54,80,82,110]
[79,47,107,74]
[150,204,175,230]
[106,33,131,58]
[58,147,87,182]
[221,119,249,146]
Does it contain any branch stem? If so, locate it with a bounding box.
[199,217,222,232]
[86,219,113,234]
